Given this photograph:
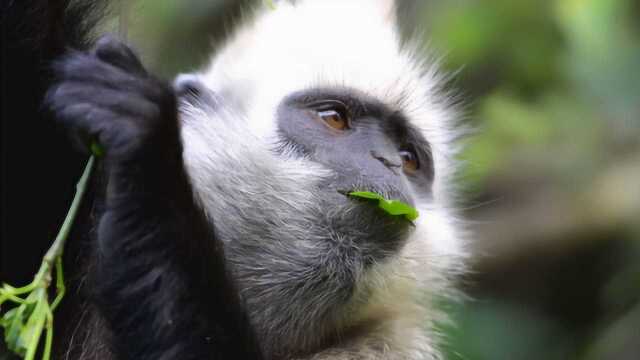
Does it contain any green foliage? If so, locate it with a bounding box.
[90,142,104,158]
[420,0,640,193]
[423,0,640,359]
[441,300,571,360]
[347,191,419,221]
[1,279,56,359]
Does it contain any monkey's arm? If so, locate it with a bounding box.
[46,36,262,360]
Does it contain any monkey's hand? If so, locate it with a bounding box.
[45,36,262,360]
[46,35,180,168]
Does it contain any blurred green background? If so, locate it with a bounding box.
[122,0,640,359]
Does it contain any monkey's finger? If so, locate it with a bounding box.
[50,103,116,154]
[48,82,162,120]
[52,103,144,157]
[93,35,147,76]
[54,52,165,101]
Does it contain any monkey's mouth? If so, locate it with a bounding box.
[337,185,412,204]
[336,188,418,225]
[319,189,415,261]
[342,190,419,222]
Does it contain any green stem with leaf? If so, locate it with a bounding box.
[0,156,95,359]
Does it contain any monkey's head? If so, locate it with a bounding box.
[179,0,466,358]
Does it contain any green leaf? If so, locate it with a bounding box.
[90,142,104,157]
[22,292,48,360]
[347,191,420,221]
[0,307,18,327]
[2,304,28,356]
[348,191,386,201]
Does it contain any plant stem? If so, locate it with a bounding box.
[43,156,95,266]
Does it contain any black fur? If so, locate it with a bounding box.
[2,1,106,357]
[3,1,262,359]
[1,0,106,285]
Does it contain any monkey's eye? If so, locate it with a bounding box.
[310,100,350,131]
[318,109,348,130]
[399,149,419,174]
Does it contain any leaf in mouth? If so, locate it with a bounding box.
[346,191,419,221]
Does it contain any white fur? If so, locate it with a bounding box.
[180,1,467,359]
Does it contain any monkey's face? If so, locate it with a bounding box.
[179,80,432,356]
[179,0,466,357]
[275,87,434,255]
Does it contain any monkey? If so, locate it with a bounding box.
[6,0,468,359]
